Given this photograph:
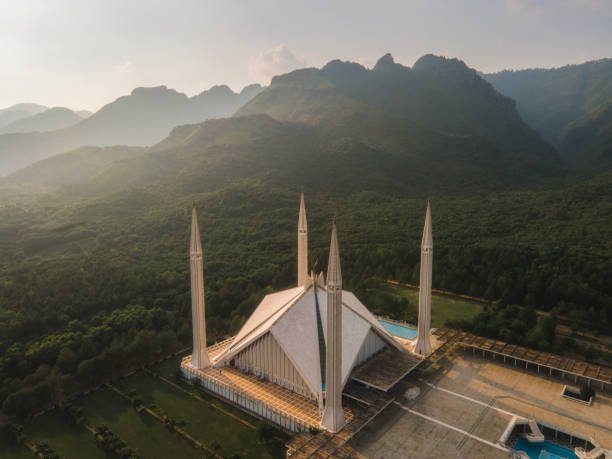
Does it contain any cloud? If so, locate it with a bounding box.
[248,45,306,84]
[114,60,132,73]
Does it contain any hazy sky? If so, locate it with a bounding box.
[1,0,610,111]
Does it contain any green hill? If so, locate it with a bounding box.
[240,54,557,165]
[558,101,612,168]
[484,58,612,147]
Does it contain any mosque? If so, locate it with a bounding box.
[181,196,612,458]
[181,194,434,433]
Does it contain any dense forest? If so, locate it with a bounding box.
[0,54,610,418]
[1,171,610,416]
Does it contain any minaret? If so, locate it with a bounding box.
[321,223,345,433]
[414,201,433,357]
[298,193,309,287]
[190,208,210,368]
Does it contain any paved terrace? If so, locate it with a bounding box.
[353,352,612,458]
[352,360,512,459]
[287,384,394,458]
[351,347,423,391]
[431,353,612,449]
[434,328,612,392]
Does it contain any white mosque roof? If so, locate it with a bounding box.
[213,283,405,398]
[225,286,305,353]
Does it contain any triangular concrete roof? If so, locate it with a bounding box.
[214,284,405,397]
[217,286,305,360]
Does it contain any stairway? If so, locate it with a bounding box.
[525,419,545,443]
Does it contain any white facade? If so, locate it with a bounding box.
[210,283,402,408]
[233,332,312,398]
[181,360,312,433]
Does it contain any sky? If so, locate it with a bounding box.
[0,0,610,111]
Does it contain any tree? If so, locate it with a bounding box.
[56,348,77,373]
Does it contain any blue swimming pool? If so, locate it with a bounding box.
[378,319,418,340]
[514,438,578,459]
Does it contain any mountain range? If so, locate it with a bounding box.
[6,53,612,195]
[2,54,567,198]
[0,84,262,175]
[2,55,611,179]
[240,54,556,163]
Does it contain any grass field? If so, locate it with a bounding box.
[23,409,111,459]
[114,369,285,458]
[0,354,287,459]
[378,283,483,327]
[80,386,204,459]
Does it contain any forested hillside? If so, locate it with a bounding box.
[240,54,557,165]
[485,59,612,168]
[559,102,612,168]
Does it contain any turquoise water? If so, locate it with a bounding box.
[378,319,418,339]
[514,438,579,459]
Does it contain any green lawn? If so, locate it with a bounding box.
[5,355,287,459]
[379,283,483,327]
[23,409,111,459]
[0,429,32,459]
[79,386,203,459]
[115,370,285,458]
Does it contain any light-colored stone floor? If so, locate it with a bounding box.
[353,353,612,458]
[353,402,509,459]
[438,353,612,448]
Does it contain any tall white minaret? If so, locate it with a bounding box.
[190,208,210,368]
[414,201,433,357]
[321,223,346,433]
[298,193,309,287]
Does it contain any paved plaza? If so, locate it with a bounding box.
[352,353,612,458]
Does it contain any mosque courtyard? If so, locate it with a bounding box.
[352,352,612,458]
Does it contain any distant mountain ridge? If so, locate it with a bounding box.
[0,103,48,116]
[0,84,263,175]
[239,53,556,164]
[484,58,612,168]
[0,107,84,134]
[484,59,612,142]
[0,103,49,129]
